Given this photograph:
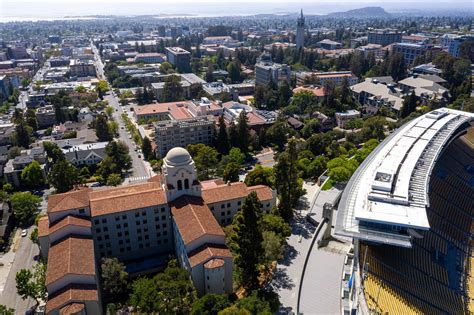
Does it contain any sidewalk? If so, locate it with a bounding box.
[0,229,21,293]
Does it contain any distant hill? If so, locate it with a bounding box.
[327,6,391,18]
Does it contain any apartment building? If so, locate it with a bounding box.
[368,29,402,46]
[165,47,191,73]
[392,43,441,65]
[69,59,96,77]
[296,71,358,87]
[134,53,166,64]
[39,147,276,312]
[335,110,361,128]
[154,116,214,157]
[36,105,57,128]
[255,60,291,87]
[350,77,404,114]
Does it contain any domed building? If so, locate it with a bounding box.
[38,147,276,314]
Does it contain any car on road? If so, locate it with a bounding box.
[21,229,28,237]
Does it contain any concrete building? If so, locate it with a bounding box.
[36,105,57,128]
[165,47,191,73]
[368,29,402,46]
[335,110,361,128]
[255,59,291,87]
[296,71,358,87]
[134,101,194,122]
[392,43,437,65]
[444,34,474,57]
[318,39,342,50]
[350,77,404,114]
[134,53,166,64]
[154,116,215,157]
[38,147,276,312]
[296,9,305,49]
[69,59,96,77]
[50,57,71,67]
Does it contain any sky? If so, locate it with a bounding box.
[1,0,472,21]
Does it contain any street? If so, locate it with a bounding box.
[92,43,151,182]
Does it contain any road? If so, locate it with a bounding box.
[0,228,39,313]
[91,43,150,181]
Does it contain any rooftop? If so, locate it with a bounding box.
[188,244,231,267]
[201,181,273,204]
[170,195,224,246]
[335,108,474,247]
[47,188,92,214]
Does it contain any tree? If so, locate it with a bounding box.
[235,291,272,315]
[43,141,65,165]
[274,139,303,221]
[129,260,197,314]
[400,91,417,118]
[21,161,44,187]
[227,60,241,83]
[216,115,230,155]
[187,144,219,180]
[191,294,231,315]
[100,257,128,297]
[245,165,274,188]
[236,111,250,152]
[388,53,406,81]
[105,106,114,118]
[261,231,284,268]
[161,75,184,102]
[30,227,39,246]
[97,80,109,99]
[0,305,14,315]
[48,159,80,193]
[229,192,263,290]
[11,192,41,225]
[106,173,122,186]
[223,162,239,183]
[94,113,113,141]
[141,136,153,160]
[105,140,132,173]
[25,109,38,130]
[259,213,291,242]
[15,262,46,308]
[12,122,32,148]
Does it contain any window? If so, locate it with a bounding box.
[94,219,99,225]
[79,208,85,214]
[237,201,241,206]
[145,235,149,240]
[138,236,142,241]
[139,244,143,249]
[164,239,168,244]
[127,246,131,251]
[210,206,214,211]
[221,211,225,217]
[162,215,166,220]
[119,240,123,245]
[157,232,161,237]
[124,223,128,228]
[163,231,168,236]
[221,204,225,209]
[97,236,102,241]
[99,244,104,249]
[154,208,159,214]
[142,211,146,216]
[124,231,129,236]
[135,212,139,217]
[122,215,126,220]
[161,207,166,213]
[136,221,141,225]
[143,219,147,224]
[221,219,225,224]
[106,243,111,248]
[227,203,231,208]
[162,223,167,228]
[184,178,189,189]
[105,235,109,240]
[96,228,101,233]
[115,216,120,221]
[101,219,107,224]
[120,248,124,253]
[227,210,230,215]
[117,232,122,237]
[116,224,121,229]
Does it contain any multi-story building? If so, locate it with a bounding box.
[50,56,71,67]
[255,59,291,87]
[3,147,48,187]
[335,110,361,128]
[392,43,440,65]
[134,53,166,64]
[61,142,108,167]
[317,39,342,50]
[154,116,215,157]
[38,147,276,313]
[165,47,191,73]
[350,77,404,114]
[368,29,402,46]
[444,34,474,57]
[295,71,358,87]
[36,105,57,128]
[134,101,194,122]
[296,10,305,49]
[69,59,96,77]
[9,46,29,59]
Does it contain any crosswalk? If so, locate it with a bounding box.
[128,175,150,183]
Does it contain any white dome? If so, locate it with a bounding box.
[164,147,192,166]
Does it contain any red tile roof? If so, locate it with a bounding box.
[202,182,274,204]
[170,195,224,246]
[293,86,326,97]
[134,101,194,120]
[46,237,96,286]
[45,284,98,315]
[204,258,225,269]
[38,216,49,237]
[48,216,91,235]
[89,182,167,217]
[188,244,232,267]
[47,188,92,213]
[59,302,85,315]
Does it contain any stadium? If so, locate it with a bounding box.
[335,108,474,314]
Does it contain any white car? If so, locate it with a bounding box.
[21,229,28,237]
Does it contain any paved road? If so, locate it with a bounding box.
[0,228,39,313]
[91,43,150,181]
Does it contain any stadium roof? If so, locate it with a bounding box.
[335,108,474,247]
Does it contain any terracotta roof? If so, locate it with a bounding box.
[247,112,266,126]
[147,174,163,184]
[46,237,96,286]
[49,216,91,235]
[188,244,231,267]
[38,216,49,237]
[48,188,92,214]
[200,179,225,189]
[293,86,326,97]
[170,196,224,246]
[204,258,225,269]
[59,302,85,315]
[89,182,167,217]
[202,182,274,204]
[134,101,194,120]
[45,284,98,315]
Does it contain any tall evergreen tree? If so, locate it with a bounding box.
[216,115,230,155]
[229,192,263,290]
[274,139,302,221]
[141,136,153,160]
[236,111,250,152]
[94,113,113,142]
[401,91,417,118]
